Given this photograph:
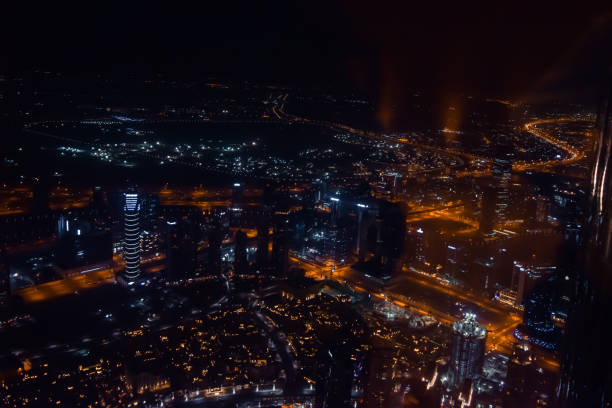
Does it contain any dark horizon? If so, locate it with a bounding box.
[3,2,612,99]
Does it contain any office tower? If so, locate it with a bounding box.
[231,182,244,209]
[123,193,141,282]
[355,204,366,260]
[524,285,555,332]
[445,240,466,277]
[293,220,307,256]
[449,313,487,388]
[362,348,397,408]
[165,220,179,282]
[207,224,223,275]
[374,211,384,265]
[511,261,527,306]
[234,229,248,274]
[314,339,355,408]
[256,223,270,268]
[492,157,512,225]
[512,281,559,352]
[479,186,496,233]
[139,193,159,230]
[332,217,353,265]
[272,221,289,277]
[55,212,112,270]
[57,214,72,239]
[503,343,539,407]
[423,227,446,268]
[511,261,556,307]
[557,88,612,407]
[32,177,50,214]
[0,247,9,300]
[526,195,550,228]
[92,186,106,213]
[415,227,425,262]
[166,219,199,281]
[525,196,539,229]
[56,229,112,271]
[535,195,550,224]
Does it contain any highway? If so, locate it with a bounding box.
[15,252,166,303]
[14,267,116,303]
[514,117,594,171]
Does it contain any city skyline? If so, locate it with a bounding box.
[1,4,611,408]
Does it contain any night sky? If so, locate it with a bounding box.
[3,2,612,99]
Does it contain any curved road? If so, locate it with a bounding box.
[274,95,594,174]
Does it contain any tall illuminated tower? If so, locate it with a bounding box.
[123,193,141,282]
[449,312,487,388]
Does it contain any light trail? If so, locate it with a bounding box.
[514,117,595,171]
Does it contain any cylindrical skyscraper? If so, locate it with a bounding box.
[123,193,141,282]
[449,312,487,388]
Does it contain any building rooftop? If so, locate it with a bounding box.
[453,312,487,339]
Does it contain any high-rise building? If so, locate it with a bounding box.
[479,185,496,234]
[207,224,223,275]
[231,182,244,210]
[32,178,50,214]
[535,195,550,224]
[123,193,141,282]
[256,222,270,268]
[355,204,367,260]
[166,218,200,281]
[272,220,290,277]
[513,282,558,351]
[526,195,551,228]
[234,229,248,274]
[511,262,527,306]
[557,89,612,406]
[414,227,425,262]
[503,343,539,407]
[92,186,106,213]
[55,213,112,270]
[314,337,356,408]
[448,313,487,388]
[0,247,10,300]
[423,227,446,268]
[492,157,512,225]
[511,261,557,306]
[139,193,159,230]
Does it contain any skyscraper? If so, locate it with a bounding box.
[479,185,496,234]
[503,343,540,407]
[557,87,612,407]
[256,222,270,268]
[492,157,512,226]
[207,224,223,275]
[166,218,199,281]
[355,203,367,260]
[234,229,248,274]
[0,247,10,303]
[272,220,290,277]
[123,193,141,282]
[449,312,487,388]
